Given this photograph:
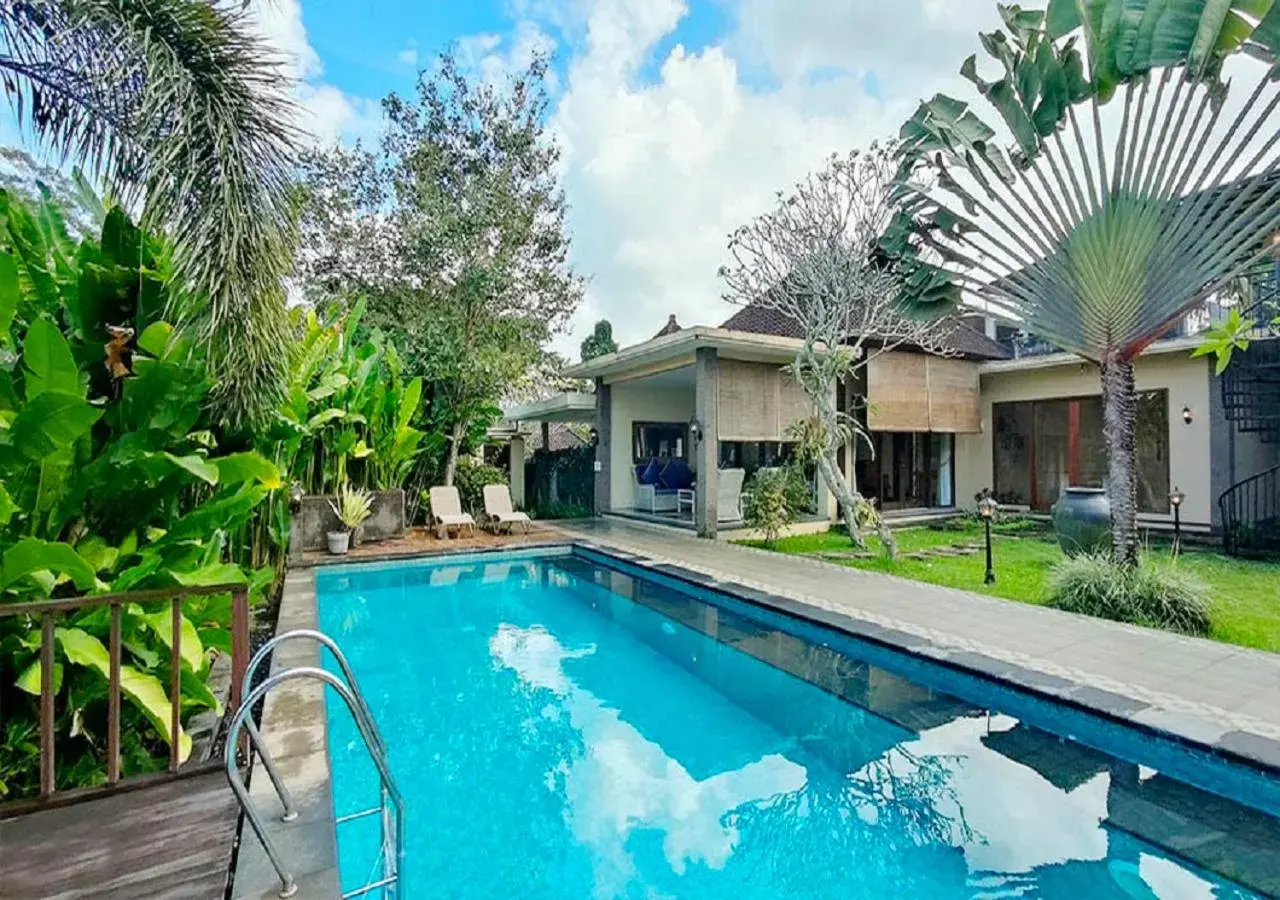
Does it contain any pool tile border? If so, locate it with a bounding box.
[231,568,342,900]
[567,538,1280,783]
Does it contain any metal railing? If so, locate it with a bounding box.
[1220,462,1280,558]
[226,631,403,899]
[0,583,250,814]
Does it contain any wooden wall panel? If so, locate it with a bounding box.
[868,352,931,431]
[717,359,814,441]
[927,357,981,434]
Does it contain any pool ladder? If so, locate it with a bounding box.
[226,629,405,899]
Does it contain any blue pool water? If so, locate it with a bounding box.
[315,550,1280,899]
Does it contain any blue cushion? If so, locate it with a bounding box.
[638,458,663,486]
[659,457,694,490]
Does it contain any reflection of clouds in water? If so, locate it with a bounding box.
[490,623,807,898]
[893,715,1109,875]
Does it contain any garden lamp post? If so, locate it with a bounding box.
[978,492,999,585]
[1169,487,1186,555]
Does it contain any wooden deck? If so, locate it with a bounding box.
[0,772,239,899]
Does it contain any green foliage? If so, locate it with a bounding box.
[296,49,584,486]
[452,459,509,517]
[0,0,303,427]
[1193,306,1280,374]
[527,500,593,520]
[0,189,279,798]
[743,469,792,547]
[1048,553,1211,634]
[525,445,595,516]
[580,320,619,361]
[328,484,374,532]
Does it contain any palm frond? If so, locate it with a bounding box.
[886,0,1280,363]
[0,0,302,426]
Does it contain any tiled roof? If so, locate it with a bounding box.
[531,422,588,452]
[719,302,1011,360]
[654,314,683,338]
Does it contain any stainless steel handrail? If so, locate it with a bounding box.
[226,666,404,899]
[240,629,387,823]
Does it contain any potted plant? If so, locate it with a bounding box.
[327,484,373,555]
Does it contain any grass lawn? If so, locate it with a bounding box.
[737,520,1280,654]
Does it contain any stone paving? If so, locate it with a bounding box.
[560,518,1280,770]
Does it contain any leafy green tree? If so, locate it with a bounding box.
[580,320,618,361]
[298,49,584,486]
[0,0,301,427]
[885,1,1280,567]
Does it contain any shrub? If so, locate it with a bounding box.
[453,458,509,515]
[528,500,593,520]
[1048,554,1211,635]
[743,469,791,547]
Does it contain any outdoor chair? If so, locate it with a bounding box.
[429,486,476,539]
[717,468,746,524]
[483,484,533,534]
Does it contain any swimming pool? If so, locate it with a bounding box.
[315,547,1280,898]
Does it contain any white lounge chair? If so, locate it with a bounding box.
[717,468,747,524]
[483,484,532,534]
[429,486,476,539]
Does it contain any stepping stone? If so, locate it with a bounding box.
[813,551,877,561]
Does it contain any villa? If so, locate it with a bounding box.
[504,284,1280,548]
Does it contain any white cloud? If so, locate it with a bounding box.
[540,0,991,353]
[458,23,558,92]
[245,0,384,147]
[397,41,420,67]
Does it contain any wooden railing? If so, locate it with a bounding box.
[0,583,250,813]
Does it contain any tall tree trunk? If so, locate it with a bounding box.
[1101,355,1139,569]
[817,450,866,547]
[443,420,466,487]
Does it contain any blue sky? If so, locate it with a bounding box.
[6,1,1008,354]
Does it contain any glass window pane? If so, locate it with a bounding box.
[994,403,1034,506]
[632,423,689,463]
[1077,398,1106,488]
[1136,390,1170,514]
[1034,401,1070,510]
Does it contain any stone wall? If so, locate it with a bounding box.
[294,488,406,553]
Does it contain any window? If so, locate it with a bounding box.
[633,422,688,463]
[993,391,1170,513]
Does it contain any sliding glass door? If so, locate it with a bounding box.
[993,391,1169,513]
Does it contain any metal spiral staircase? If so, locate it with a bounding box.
[1218,274,1280,558]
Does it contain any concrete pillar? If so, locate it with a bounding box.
[593,379,612,516]
[509,434,527,508]
[695,347,719,538]
[540,421,551,453]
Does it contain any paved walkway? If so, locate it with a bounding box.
[561,518,1280,769]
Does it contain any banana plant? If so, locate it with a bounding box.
[0,189,280,795]
[885,0,1280,566]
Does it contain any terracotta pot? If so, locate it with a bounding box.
[327,531,351,555]
[1051,487,1111,556]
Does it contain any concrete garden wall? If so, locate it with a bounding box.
[294,489,406,553]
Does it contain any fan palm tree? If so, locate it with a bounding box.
[886,0,1280,567]
[0,0,301,427]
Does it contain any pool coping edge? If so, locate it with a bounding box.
[565,538,1280,784]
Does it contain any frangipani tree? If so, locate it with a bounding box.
[886,0,1280,567]
[721,145,957,553]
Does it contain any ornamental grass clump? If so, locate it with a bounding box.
[1048,554,1210,636]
